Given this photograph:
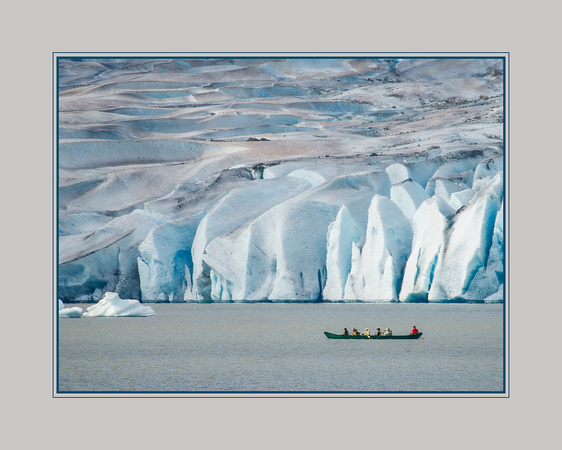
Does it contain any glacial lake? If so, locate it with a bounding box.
[57,302,505,394]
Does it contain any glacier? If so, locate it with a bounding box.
[57,57,505,303]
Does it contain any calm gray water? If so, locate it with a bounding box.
[57,303,504,393]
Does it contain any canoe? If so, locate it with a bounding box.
[324,331,423,340]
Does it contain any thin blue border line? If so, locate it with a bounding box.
[54,54,59,397]
[500,55,504,396]
[55,395,506,399]
[503,52,509,397]
[52,52,56,397]
[56,390,506,395]
[503,53,511,397]
[56,388,506,394]
[54,52,507,55]
[55,390,505,395]
[504,55,507,395]
[55,54,506,61]
[53,53,509,398]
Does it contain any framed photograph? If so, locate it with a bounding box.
[54,53,508,397]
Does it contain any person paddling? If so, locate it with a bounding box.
[410,325,419,335]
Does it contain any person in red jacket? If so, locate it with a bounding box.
[410,326,419,335]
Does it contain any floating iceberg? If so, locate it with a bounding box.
[58,299,83,318]
[82,292,155,317]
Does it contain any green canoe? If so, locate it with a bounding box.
[324,331,423,340]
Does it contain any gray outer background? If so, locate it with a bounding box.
[4,0,557,448]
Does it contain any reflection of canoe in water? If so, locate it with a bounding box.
[324,331,423,340]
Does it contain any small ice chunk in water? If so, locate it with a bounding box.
[83,292,155,317]
[58,299,83,318]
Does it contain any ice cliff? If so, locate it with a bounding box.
[58,57,505,303]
